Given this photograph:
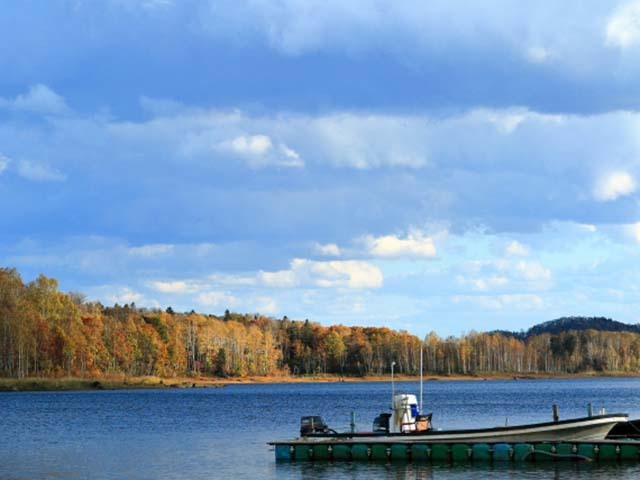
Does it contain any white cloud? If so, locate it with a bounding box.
[628,222,640,243]
[197,290,237,307]
[205,258,382,289]
[513,260,552,282]
[111,0,175,12]
[218,134,304,168]
[0,153,9,174]
[279,143,304,167]
[526,46,552,63]
[113,105,582,173]
[258,269,298,288]
[207,273,258,287]
[593,170,637,201]
[453,293,544,311]
[310,259,383,288]
[107,287,143,305]
[458,255,552,291]
[259,258,382,289]
[141,0,174,8]
[229,134,273,155]
[129,243,174,256]
[309,113,430,169]
[0,84,69,115]
[505,240,530,257]
[456,274,509,291]
[579,223,598,233]
[16,160,66,182]
[491,112,526,134]
[249,296,279,314]
[314,242,341,256]
[478,108,563,135]
[147,280,193,293]
[606,1,640,49]
[0,154,67,182]
[139,96,185,115]
[364,231,437,258]
[203,1,599,73]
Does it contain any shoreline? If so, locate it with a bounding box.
[1,372,639,392]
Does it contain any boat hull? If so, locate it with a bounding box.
[289,414,628,444]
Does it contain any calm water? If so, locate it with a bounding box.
[2,378,640,479]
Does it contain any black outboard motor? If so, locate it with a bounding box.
[300,416,329,436]
[372,413,391,433]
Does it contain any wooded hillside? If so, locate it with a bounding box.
[2,267,640,379]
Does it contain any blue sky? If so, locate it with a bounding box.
[3,1,640,337]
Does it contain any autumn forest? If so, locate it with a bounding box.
[2,267,640,380]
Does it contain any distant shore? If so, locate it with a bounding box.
[1,371,638,392]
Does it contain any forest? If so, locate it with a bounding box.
[2,267,640,379]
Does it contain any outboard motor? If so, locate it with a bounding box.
[372,413,391,433]
[300,416,329,436]
[392,393,419,433]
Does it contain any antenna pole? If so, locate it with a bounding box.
[391,361,396,409]
[419,345,423,414]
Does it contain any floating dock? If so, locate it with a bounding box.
[271,440,640,463]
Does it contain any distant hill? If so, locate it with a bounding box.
[526,316,640,337]
[488,316,640,340]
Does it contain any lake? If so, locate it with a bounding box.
[2,377,640,479]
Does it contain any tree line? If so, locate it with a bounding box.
[1,267,639,379]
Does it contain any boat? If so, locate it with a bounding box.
[292,393,627,444]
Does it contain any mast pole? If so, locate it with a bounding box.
[391,361,396,409]
[419,345,423,414]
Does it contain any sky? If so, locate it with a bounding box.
[2,1,640,337]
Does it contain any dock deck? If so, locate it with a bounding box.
[271,439,640,463]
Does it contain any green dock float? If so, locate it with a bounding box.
[532,442,555,461]
[450,443,470,462]
[471,443,491,462]
[369,444,389,461]
[411,444,430,461]
[555,443,575,457]
[273,440,640,464]
[351,444,369,460]
[430,444,450,462]
[294,445,309,461]
[390,444,409,461]
[513,443,533,461]
[312,444,330,460]
[620,444,639,460]
[598,444,618,461]
[578,443,595,458]
[492,443,512,461]
[331,444,351,460]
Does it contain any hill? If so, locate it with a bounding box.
[525,316,640,337]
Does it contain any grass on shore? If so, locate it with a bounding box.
[0,376,226,392]
[0,371,635,392]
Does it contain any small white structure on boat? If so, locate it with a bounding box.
[391,393,431,433]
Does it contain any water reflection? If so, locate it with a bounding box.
[276,460,640,479]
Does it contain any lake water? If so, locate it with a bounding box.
[2,377,640,479]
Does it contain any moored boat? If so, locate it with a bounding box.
[293,392,627,444]
[296,412,628,444]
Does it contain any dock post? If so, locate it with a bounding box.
[552,404,559,423]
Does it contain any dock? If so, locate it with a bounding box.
[271,439,640,463]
